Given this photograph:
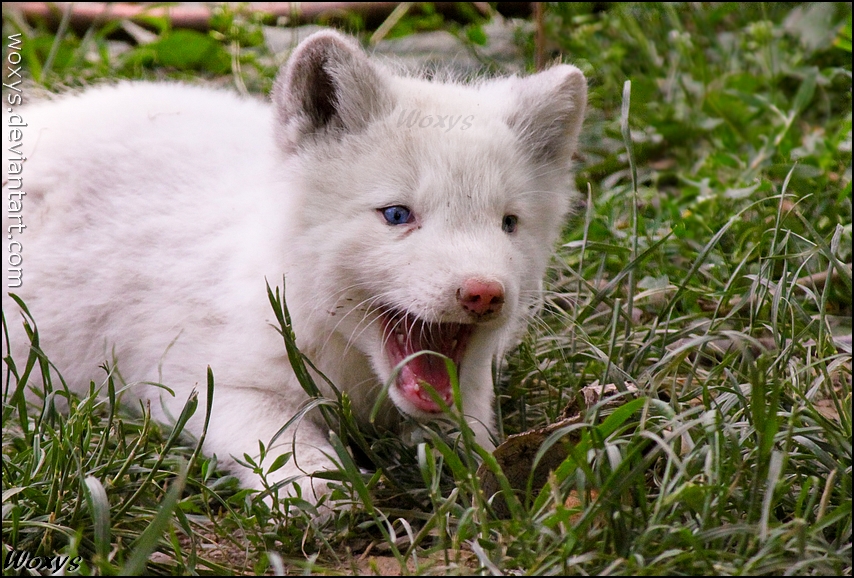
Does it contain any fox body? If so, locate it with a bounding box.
[2,31,586,500]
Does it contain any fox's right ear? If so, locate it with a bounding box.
[272,31,394,152]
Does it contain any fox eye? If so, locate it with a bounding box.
[380,205,414,225]
[502,214,518,234]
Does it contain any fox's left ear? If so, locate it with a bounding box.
[506,65,587,165]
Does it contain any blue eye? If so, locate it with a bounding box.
[381,205,413,225]
[502,214,518,233]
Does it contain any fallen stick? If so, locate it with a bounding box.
[7,2,531,33]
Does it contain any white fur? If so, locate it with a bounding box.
[2,31,586,502]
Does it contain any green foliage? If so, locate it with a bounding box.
[2,2,851,575]
[2,2,277,88]
[382,2,447,39]
[123,29,231,74]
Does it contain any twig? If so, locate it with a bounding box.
[795,263,853,290]
[534,2,545,71]
[7,2,532,33]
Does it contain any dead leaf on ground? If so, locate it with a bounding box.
[478,381,638,518]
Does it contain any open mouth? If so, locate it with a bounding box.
[380,310,474,414]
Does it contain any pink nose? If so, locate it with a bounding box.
[457,279,505,318]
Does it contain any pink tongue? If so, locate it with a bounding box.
[385,316,463,413]
[399,351,453,412]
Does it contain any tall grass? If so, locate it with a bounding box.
[2,2,851,575]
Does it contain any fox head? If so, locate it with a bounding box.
[271,31,587,431]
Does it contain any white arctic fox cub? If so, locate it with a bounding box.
[2,30,586,501]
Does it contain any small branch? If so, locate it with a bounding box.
[534,2,545,71]
[7,2,532,34]
[795,263,853,290]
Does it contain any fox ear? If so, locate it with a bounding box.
[506,65,587,165]
[272,31,393,151]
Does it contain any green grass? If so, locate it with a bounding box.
[2,2,851,575]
